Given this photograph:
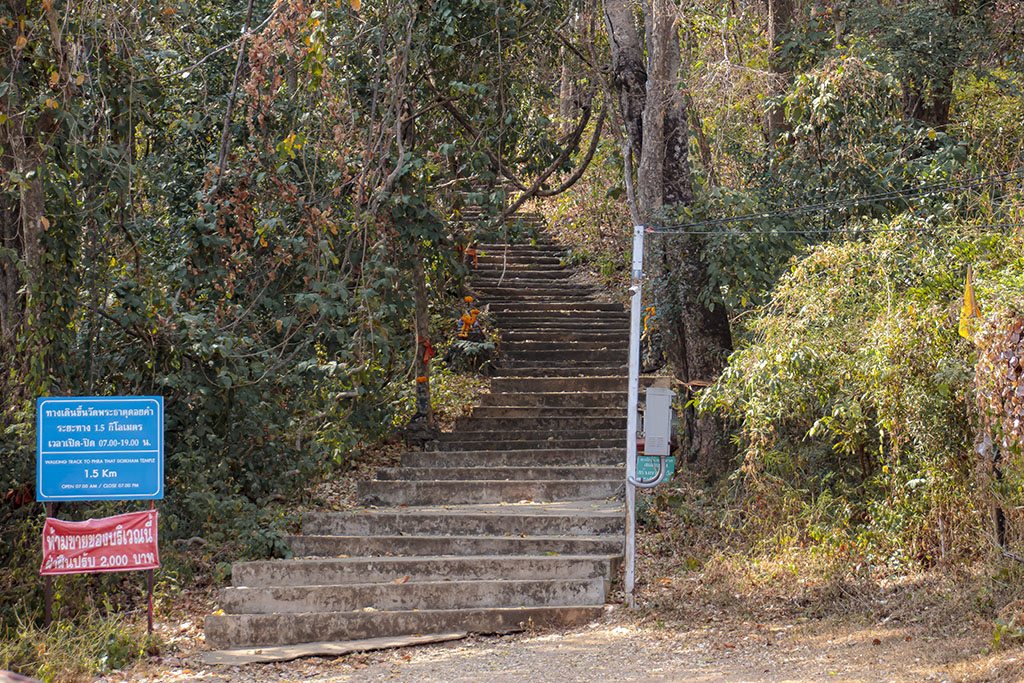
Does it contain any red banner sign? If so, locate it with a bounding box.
[40,509,159,576]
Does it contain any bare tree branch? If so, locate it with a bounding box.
[212,0,256,196]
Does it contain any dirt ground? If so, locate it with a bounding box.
[99,603,1024,683]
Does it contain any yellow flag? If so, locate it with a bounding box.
[958,265,981,340]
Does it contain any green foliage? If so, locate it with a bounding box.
[700,219,1024,562]
[1,0,582,644]
[992,616,1024,651]
[443,338,496,373]
[691,53,973,315]
[952,70,1024,172]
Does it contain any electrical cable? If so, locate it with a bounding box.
[643,168,1024,233]
[648,222,1022,237]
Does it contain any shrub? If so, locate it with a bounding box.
[700,219,1024,564]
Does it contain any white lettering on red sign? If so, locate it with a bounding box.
[40,509,160,575]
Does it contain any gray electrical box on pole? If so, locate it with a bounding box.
[643,387,674,456]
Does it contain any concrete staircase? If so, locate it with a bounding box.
[205,216,628,651]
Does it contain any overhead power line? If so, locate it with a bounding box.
[643,169,1024,234]
[649,222,1022,237]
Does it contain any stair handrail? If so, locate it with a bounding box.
[628,454,668,489]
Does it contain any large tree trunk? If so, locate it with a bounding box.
[606,0,733,470]
[656,238,733,469]
[1,42,51,401]
[901,87,952,128]
[604,0,646,156]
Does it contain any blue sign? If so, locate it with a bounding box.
[37,397,164,501]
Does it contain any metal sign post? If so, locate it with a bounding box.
[624,224,644,608]
[36,396,164,633]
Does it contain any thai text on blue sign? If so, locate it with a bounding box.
[37,397,164,501]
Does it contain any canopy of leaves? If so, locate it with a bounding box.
[0,0,590,630]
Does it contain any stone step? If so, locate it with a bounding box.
[501,331,628,342]
[472,268,571,280]
[472,278,577,288]
[470,406,624,418]
[495,317,627,328]
[479,294,598,304]
[487,306,623,317]
[492,366,626,377]
[231,554,616,587]
[479,391,627,408]
[219,577,610,615]
[453,416,627,431]
[493,320,627,330]
[402,448,623,468]
[495,310,627,319]
[482,298,602,309]
[357,479,621,506]
[374,465,622,481]
[435,427,623,443]
[206,605,606,650]
[497,334,626,345]
[472,287,597,298]
[490,376,629,392]
[488,302,623,312]
[302,502,623,537]
[471,256,566,265]
[476,256,564,266]
[502,341,628,352]
[494,361,626,371]
[476,243,564,252]
[433,437,623,451]
[286,533,622,558]
[503,350,624,363]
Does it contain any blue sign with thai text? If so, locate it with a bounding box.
[37,397,164,501]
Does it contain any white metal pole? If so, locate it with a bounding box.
[624,224,644,608]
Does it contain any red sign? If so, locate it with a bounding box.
[40,509,159,575]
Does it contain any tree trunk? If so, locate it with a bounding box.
[558,12,578,134]
[899,0,958,127]
[0,164,22,349]
[604,0,646,157]
[902,83,953,128]
[412,246,437,432]
[605,0,734,470]
[656,237,733,468]
[2,61,50,399]
[765,0,794,140]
